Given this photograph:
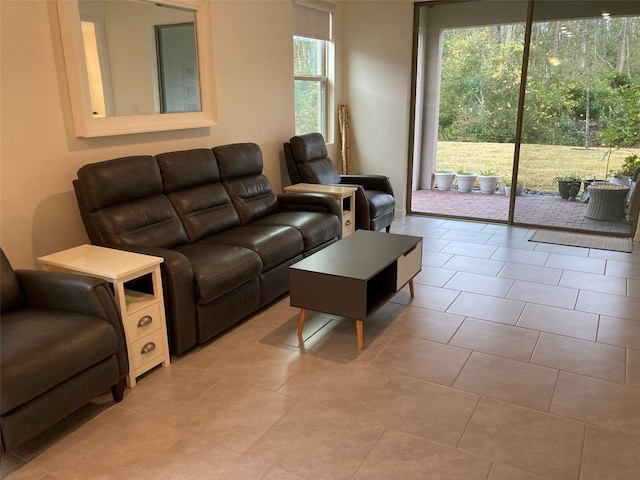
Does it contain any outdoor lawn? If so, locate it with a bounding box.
[435,141,638,193]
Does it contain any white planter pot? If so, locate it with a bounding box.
[478,175,500,194]
[456,174,476,193]
[434,172,455,191]
[611,176,631,187]
[505,184,525,196]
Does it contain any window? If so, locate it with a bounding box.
[292,1,335,137]
[293,35,328,136]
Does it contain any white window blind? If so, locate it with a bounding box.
[293,0,335,41]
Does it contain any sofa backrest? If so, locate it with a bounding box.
[288,133,342,185]
[156,149,242,242]
[75,156,189,248]
[213,143,280,224]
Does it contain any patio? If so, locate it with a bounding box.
[411,189,633,235]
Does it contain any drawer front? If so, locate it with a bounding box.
[124,303,161,342]
[396,240,422,290]
[130,329,165,371]
[343,212,355,237]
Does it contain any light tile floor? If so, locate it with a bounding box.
[3,216,640,480]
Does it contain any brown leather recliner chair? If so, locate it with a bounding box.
[0,249,128,452]
[284,132,396,232]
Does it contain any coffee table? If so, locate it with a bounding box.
[289,230,422,349]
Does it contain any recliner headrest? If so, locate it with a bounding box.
[290,133,328,163]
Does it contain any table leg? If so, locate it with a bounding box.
[356,319,364,350]
[298,308,307,337]
[409,279,415,298]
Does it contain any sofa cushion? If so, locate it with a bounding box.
[199,225,303,271]
[157,149,242,242]
[252,211,341,252]
[157,149,220,192]
[93,196,189,248]
[77,156,163,210]
[213,143,280,224]
[0,310,118,414]
[173,244,262,305]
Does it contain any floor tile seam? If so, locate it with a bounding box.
[532,358,628,387]
[347,425,390,480]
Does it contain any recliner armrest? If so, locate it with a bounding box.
[277,192,342,219]
[18,270,118,318]
[340,175,395,195]
[16,271,129,379]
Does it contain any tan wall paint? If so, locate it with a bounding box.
[1,0,412,268]
[342,1,413,216]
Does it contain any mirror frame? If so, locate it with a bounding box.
[57,0,217,137]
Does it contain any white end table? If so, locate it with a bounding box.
[284,183,358,237]
[38,245,171,388]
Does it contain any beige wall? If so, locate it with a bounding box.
[342,1,413,215]
[1,0,413,268]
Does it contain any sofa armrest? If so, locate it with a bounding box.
[340,174,395,195]
[101,244,198,356]
[277,192,342,219]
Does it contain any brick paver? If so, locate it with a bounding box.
[411,189,632,235]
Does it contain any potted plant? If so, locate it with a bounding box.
[610,154,640,187]
[554,174,582,199]
[434,170,455,191]
[478,169,500,194]
[502,177,525,196]
[455,169,476,193]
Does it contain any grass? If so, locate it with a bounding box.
[435,141,638,193]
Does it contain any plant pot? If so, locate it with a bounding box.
[456,174,476,193]
[434,172,455,191]
[611,175,631,187]
[478,175,500,194]
[557,180,581,199]
[505,184,524,196]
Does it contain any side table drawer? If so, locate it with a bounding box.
[124,303,161,342]
[130,329,166,371]
[343,211,355,237]
[397,240,422,289]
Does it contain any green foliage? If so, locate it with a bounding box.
[479,168,498,176]
[554,173,582,182]
[617,154,640,176]
[439,17,640,148]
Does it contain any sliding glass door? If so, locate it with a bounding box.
[514,1,640,235]
[409,0,640,236]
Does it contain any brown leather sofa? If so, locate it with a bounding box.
[0,249,128,453]
[73,144,342,356]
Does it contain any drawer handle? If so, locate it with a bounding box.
[137,315,153,328]
[140,342,156,355]
[345,219,352,225]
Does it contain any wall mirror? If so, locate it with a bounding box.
[57,0,217,137]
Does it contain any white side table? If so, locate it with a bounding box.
[284,183,358,237]
[38,245,171,388]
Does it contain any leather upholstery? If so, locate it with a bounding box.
[214,143,280,224]
[284,133,396,232]
[0,249,128,452]
[73,144,342,356]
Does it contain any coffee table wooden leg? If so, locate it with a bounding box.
[356,319,364,350]
[298,308,307,337]
[409,279,415,297]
